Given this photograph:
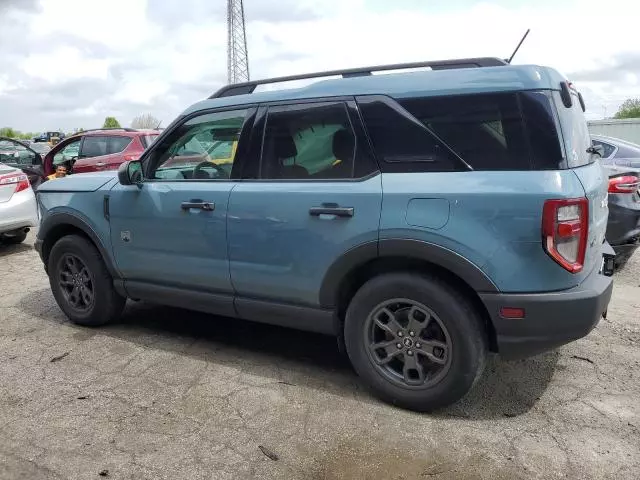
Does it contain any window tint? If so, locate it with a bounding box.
[398,93,531,170]
[358,98,461,173]
[553,91,593,167]
[520,91,564,169]
[591,140,616,159]
[107,136,131,154]
[151,109,247,181]
[80,136,108,158]
[260,102,357,180]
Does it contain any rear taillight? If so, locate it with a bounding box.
[0,172,30,193]
[608,175,639,194]
[542,198,588,273]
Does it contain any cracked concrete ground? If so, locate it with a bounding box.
[0,231,639,479]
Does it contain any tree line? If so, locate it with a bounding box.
[0,114,161,140]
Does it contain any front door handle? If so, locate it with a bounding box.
[309,205,354,217]
[181,201,215,211]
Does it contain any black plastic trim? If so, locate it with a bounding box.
[480,254,613,360]
[37,212,119,278]
[235,298,336,335]
[318,239,497,307]
[124,281,237,318]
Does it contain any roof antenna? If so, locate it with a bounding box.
[506,29,530,64]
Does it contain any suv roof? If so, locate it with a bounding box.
[184,59,568,116]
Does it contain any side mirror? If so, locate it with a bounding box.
[118,160,143,186]
[587,144,604,158]
[32,154,43,166]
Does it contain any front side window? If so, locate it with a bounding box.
[150,109,247,180]
[260,102,357,180]
[0,140,35,165]
[53,139,81,165]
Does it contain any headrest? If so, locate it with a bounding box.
[275,134,297,159]
[332,129,354,160]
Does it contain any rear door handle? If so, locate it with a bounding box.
[181,201,215,211]
[309,205,354,217]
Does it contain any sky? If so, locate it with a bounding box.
[1,0,639,132]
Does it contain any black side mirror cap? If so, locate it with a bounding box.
[118,160,143,186]
[587,144,604,157]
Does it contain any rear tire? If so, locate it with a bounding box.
[1,231,28,245]
[344,272,487,412]
[48,234,125,326]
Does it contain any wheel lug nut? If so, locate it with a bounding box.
[407,350,413,356]
[409,331,415,337]
[396,343,403,349]
[397,332,403,337]
[416,342,421,348]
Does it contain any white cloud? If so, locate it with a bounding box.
[1,0,640,130]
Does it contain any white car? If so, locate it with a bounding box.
[0,163,39,245]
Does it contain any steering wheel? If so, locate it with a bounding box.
[193,160,227,179]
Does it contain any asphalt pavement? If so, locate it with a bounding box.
[0,231,638,479]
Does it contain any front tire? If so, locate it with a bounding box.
[344,272,487,412]
[48,234,125,326]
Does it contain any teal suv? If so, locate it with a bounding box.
[35,57,615,411]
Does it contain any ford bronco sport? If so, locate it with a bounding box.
[35,57,615,411]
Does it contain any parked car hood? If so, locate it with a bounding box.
[36,171,117,193]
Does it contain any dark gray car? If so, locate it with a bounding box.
[592,135,640,268]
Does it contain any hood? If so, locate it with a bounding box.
[36,170,117,193]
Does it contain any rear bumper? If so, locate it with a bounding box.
[480,244,615,360]
[0,189,39,234]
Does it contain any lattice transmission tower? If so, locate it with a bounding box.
[227,0,250,84]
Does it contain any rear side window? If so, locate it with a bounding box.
[552,91,593,167]
[399,93,531,170]
[107,136,131,154]
[357,97,461,173]
[591,140,616,159]
[80,136,108,158]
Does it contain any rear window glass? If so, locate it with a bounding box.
[519,91,565,169]
[399,93,531,171]
[553,91,594,167]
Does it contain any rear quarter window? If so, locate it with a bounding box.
[399,93,532,171]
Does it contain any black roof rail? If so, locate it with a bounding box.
[209,57,507,99]
[69,127,139,136]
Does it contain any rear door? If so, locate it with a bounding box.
[74,135,131,173]
[227,100,382,309]
[553,90,609,273]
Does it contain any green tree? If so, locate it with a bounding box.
[103,117,121,128]
[0,127,17,138]
[614,99,640,119]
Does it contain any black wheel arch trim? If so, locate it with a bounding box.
[38,211,120,279]
[319,239,498,307]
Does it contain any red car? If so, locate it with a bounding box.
[43,128,160,177]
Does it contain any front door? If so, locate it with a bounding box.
[227,100,382,308]
[108,107,255,298]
